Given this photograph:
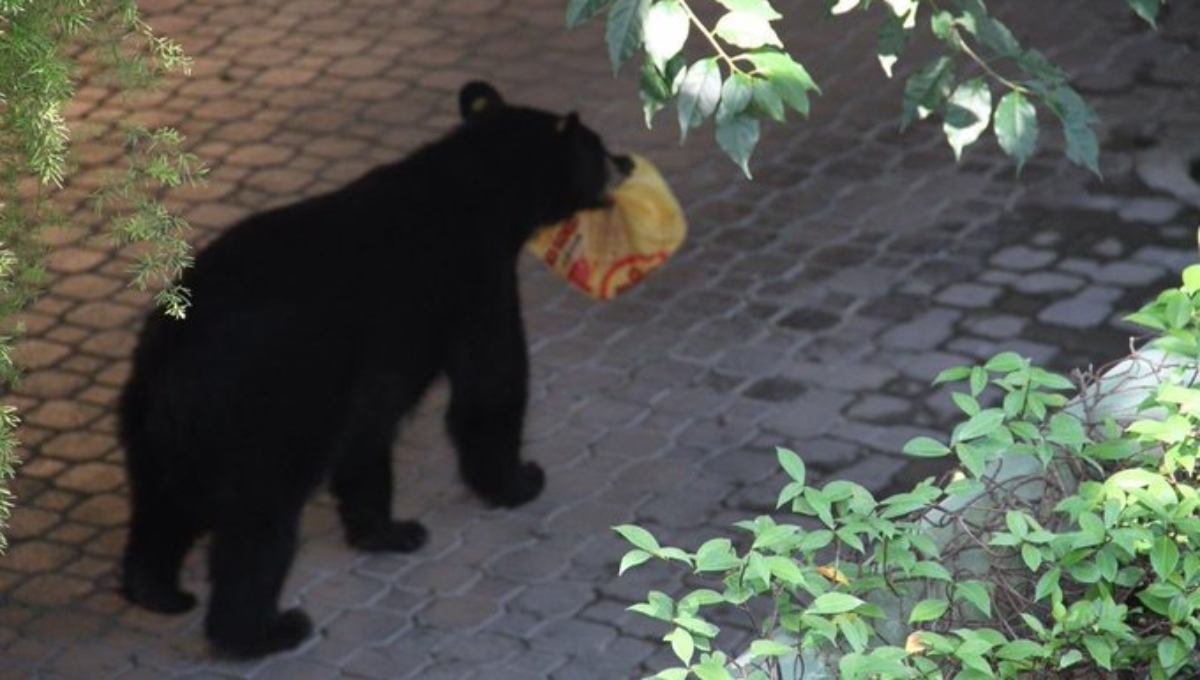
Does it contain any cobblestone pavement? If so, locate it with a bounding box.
[2,0,1199,677]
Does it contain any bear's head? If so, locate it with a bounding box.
[457,81,633,240]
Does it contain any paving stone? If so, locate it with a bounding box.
[878,308,961,351]
[1038,294,1117,328]
[989,245,1058,271]
[1091,261,1166,286]
[776,306,840,331]
[1092,237,1125,258]
[3,541,75,573]
[418,594,501,629]
[761,390,853,440]
[782,361,897,391]
[934,282,1002,308]
[1132,245,1197,273]
[254,658,340,680]
[889,350,974,382]
[961,313,1026,339]
[1011,271,1086,295]
[742,376,807,402]
[1117,197,1182,224]
[846,394,913,423]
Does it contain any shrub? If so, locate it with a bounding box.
[617,263,1200,679]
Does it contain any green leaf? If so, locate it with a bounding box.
[837,616,870,653]
[798,529,834,552]
[775,447,806,486]
[651,669,689,680]
[665,627,695,664]
[883,0,919,21]
[901,56,954,128]
[909,598,949,623]
[953,391,981,416]
[933,365,971,385]
[607,0,650,73]
[997,639,1045,662]
[808,592,865,615]
[1047,413,1086,447]
[1082,635,1114,670]
[692,655,735,680]
[716,73,753,124]
[876,12,908,78]
[1032,566,1060,604]
[716,114,760,178]
[629,591,675,621]
[930,10,957,45]
[911,561,952,582]
[829,0,862,15]
[804,487,835,527]
[1042,85,1100,177]
[985,352,1026,373]
[1005,511,1029,538]
[902,436,950,458]
[746,50,819,116]
[676,58,722,140]
[975,16,1021,58]
[956,442,986,478]
[752,524,798,552]
[640,59,672,128]
[765,555,806,587]
[956,408,1005,443]
[1182,264,1200,295]
[644,0,689,71]
[955,580,991,617]
[614,524,661,553]
[969,365,988,396]
[675,614,719,637]
[1127,0,1162,27]
[714,0,782,20]
[835,526,865,553]
[749,77,785,121]
[1021,543,1043,572]
[619,549,653,575]
[748,639,794,658]
[1059,649,1083,668]
[1151,535,1181,581]
[714,11,782,49]
[567,0,616,27]
[993,90,1038,170]
[1158,636,1188,669]
[695,538,741,572]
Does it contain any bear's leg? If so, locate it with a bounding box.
[446,308,544,508]
[121,498,201,614]
[205,507,311,658]
[331,429,428,552]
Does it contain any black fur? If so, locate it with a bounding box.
[118,81,628,658]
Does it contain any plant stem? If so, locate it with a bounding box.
[681,0,745,75]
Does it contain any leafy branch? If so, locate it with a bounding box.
[567,0,1169,177]
[0,0,202,550]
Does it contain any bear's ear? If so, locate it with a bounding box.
[555,111,580,134]
[459,81,504,121]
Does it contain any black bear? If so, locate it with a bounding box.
[118,81,631,657]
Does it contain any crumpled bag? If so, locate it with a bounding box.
[527,154,686,300]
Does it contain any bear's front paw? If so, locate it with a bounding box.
[480,462,545,508]
[347,520,429,553]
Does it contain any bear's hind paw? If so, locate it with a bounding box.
[347,519,429,553]
[480,461,545,508]
[121,579,198,615]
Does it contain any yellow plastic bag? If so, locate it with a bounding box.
[528,154,686,300]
